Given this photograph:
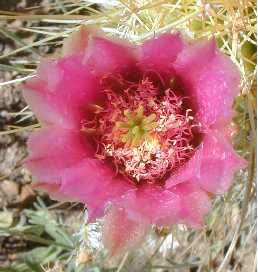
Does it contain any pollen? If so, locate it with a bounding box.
[82,75,198,185]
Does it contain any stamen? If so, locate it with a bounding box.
[88,104,104,114]
[82,75,197,185]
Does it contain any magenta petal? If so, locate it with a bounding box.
[116,183,209,228]
[174,38,240,127]
[103,205,150,257]
[31,183,77,202]
[139,33,183,76]
[120,186,181,226]
[62,26,89,57]
[23,55,99,129]
[166,131,247,194]
[170,182,211,228]
[193,131,247,194]
[165,147,202,187]
[83,37,137,77]
[62,26,108,57]
[25,127,93,183]
[60,159,134,222]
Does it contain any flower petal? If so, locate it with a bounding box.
[23,55,100,129]
[103,205,150,257]
[62,26,105,57]
[60,159,134,222]
[166,131,247,194]
[115,183,210,228]
[174,38,240,127]
[193,131,247,194]
[119,186,181,226]
[139,33,183,77]
[31,183,77,202]
[170,182,211,228]
[83,36,137,78]
[25,127,94,183]
[165,146,202,187]
[62,26,89,57]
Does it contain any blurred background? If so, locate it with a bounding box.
[0,1,256,271]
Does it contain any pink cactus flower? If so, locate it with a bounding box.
[23,27,247,256]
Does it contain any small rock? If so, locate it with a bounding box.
[0,180,19,200]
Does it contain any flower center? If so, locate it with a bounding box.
[115,105,157,146]
[82,75,198,185]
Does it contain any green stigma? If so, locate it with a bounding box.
[115,105,157,146]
